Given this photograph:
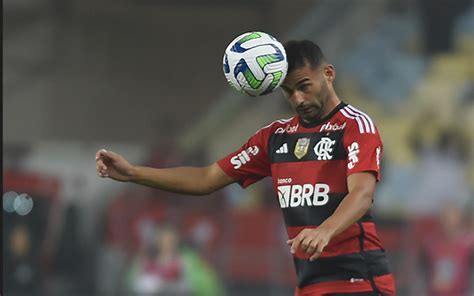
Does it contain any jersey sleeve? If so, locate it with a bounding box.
[217,129,271,188]
[343,120,383,181]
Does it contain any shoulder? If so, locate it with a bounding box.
[254,116,298,136]
[338,104,377,135]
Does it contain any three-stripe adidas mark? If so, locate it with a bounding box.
[340,105,375,134]
[276,143,288,154]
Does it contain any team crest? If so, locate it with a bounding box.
[294,138,310,159]
[314,137,336,160]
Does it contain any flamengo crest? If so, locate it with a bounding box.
[314,137,335,160]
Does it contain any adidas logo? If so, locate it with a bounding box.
[276,143,288,154]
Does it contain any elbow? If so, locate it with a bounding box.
[361,190,374,211]
[195,187,215,196]
[192,182,218,196]
[351,187,374,211]
[364,193,374,210]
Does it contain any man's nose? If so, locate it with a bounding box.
[290,91,305,105]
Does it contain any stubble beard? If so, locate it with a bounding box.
[300,84,329,123]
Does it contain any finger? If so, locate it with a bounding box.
[97,149,113,161]
[97,171,108,178]
[303,238,314,253]
[96,159,109,178]
[286,238,294,246]
[290,235,305,254]
[306,246,316,255]
[95,158,108,172]
[309,245,322,261]
[95,149,107,161]
[309,251,321,261]
[300,237,312,252]
[309,242,326,261]
[96,149,112,170]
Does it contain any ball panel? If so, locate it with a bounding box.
[223,31,288,97]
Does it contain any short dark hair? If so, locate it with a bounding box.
[283,40,326,74]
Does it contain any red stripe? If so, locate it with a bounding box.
[294,274,396,295]
[287,222,381,259]
[374,273,396,295]
[362,222,384,251]
[295,279,373,295]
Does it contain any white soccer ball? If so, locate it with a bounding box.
[223,31,288,97]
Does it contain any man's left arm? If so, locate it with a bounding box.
[288,172,376,261]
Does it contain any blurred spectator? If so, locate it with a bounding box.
[180,247,225,296]
[419,205,474,295]
[126,225,188,295]
[52,205,89,293]
[4,223,41,296]
[410,126,470,213]
[125,224,223,295]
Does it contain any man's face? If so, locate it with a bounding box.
[280,64,332,122]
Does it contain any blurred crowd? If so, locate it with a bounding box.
[3,1,474,295]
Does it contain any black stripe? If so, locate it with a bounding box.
[325,292,379,296]
[358,222,382,295]
[294,249,391,288]
[268,130,346,163]
[281,193,373,227]
[324,291,380,296]
[359,211,374,223]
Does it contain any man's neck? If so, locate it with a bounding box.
[322,96,341,118]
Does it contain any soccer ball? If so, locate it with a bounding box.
[223,31,288,97]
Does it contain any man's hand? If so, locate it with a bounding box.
[95,149,136,182]
[286,173,376,262]
[287,226,334,261]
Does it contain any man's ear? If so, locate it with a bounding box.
[324,64,335,82]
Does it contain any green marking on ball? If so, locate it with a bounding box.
[270,71,283,88]
[243,68,263,89]
[237,32,262,44]
[260,71,284,95]
[256,54,280,68]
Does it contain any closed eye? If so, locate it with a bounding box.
[299,84,311,92]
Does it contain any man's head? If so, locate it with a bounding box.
[281,40,339,123]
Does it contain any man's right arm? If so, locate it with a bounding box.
[132,163,235,195]
[95,149,235,195]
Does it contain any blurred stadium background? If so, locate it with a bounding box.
[3,0,474,295]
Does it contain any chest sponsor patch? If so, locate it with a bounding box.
[277,183,330,208]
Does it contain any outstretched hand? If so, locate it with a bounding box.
[95,149,136,182]
[287,227,334,261]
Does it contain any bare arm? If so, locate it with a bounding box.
[95,149,235,195]
[288,172,376,260]
[318,172,375,237]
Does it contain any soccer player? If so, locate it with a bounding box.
[96,40,396,295]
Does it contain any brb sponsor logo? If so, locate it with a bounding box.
[277,183,330,208]
[274,124,299,134]
[277,177,292,184]
[230,146,259,169]
[319,122,346,132]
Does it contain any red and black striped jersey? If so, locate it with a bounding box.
[217,102,395,295]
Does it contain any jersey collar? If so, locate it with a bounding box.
[298,101,347,128]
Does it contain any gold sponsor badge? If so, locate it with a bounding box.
[294,138,310,159]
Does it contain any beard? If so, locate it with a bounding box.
[296,82,329,122]
[297,104,323,122]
